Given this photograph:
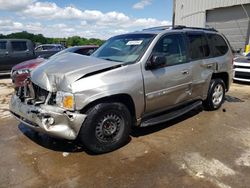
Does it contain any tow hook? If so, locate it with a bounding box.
[65,111,75,121]
[30,109,40,114]
[41,114,55,126]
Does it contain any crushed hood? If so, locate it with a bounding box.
[31,53,122,92]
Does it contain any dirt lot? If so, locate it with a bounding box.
[0,78,250,188]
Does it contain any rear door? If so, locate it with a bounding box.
[0,40,10,72]
[143,33,192,114]
[185,32,215,100]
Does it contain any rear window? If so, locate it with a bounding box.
[187,33,210,60]
[207,34,228,57]
[0,41,7,52]
[11,41,28,51]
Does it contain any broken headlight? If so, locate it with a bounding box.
[56,91,75,110]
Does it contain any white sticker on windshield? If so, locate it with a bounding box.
[126,40,143,46]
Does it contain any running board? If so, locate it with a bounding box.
[141,101,202,127]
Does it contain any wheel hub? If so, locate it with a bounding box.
[96,113,122,142]
[102,119,117,136]
[212,84,223,106]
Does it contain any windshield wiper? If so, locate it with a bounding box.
[101,58,123,62]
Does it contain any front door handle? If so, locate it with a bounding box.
[181,70,189,75]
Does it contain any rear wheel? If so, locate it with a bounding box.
[79,102,131,154]
[203,79,226,111]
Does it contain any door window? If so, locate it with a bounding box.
[11,41,28,51]
[0,41,7,53]
[187,33,210,60]
[152,34,187,66]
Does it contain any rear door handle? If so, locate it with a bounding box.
[181,70,189,75]
[207,64,213,69]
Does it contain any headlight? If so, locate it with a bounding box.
[56,91,75,110]
[16,69,30,75]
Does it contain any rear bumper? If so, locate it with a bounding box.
[9,95,87,140]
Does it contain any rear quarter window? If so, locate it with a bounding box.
[11,41,28,51]
[187,33,210,60]
[207,34,228,57]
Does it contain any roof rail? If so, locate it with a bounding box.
[142,25,218,32]
[173,25,218,32]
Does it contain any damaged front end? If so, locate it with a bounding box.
[9,78,86,140]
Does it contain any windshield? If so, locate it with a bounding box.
[91,34,155,64]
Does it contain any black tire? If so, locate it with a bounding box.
[79,102,131,154]
[203,79,226,111]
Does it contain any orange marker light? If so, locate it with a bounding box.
[63,96,74,110]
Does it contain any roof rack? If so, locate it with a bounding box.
[174,25,218,32]
[143,25,218,32]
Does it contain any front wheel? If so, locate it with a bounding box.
[79,102,131,154]
[203,79,226,111]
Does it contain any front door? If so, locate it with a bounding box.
[143,33,192,114]
[0,40,10,72]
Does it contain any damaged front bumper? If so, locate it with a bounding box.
[9,95,87,140]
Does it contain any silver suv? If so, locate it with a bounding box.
[10,26,233,153]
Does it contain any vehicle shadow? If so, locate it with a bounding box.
[18,123,132,155]
[18,123,85,153]
[225,95,244,103]
[131,106,203,137]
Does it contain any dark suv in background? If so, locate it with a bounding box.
[0,39,35,75]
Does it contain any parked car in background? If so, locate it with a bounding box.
[233,53,250,82]
[0,39,36,75]
[10,26,233,153]
[35,44,65,59]
[11,45,99,88]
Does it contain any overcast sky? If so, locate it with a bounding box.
[0,0,172,39]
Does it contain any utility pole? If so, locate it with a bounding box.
[172,0,176,28]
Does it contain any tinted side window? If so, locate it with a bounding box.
[11,41,27,51]
[152,34,187,66]
[187,34,210,60]
[0,41,7,52]
[75,48,96,55]
[207,34,228,57]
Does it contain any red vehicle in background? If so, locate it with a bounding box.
[11,45,98,88]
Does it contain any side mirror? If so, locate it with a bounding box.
[146,55,166,70]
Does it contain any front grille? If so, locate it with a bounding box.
[234,65,250,69]
[17,81,55,105]
[235,72,250,80]
[32,83,49,102]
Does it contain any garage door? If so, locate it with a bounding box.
[206,4,250,52]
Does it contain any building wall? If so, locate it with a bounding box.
[175,0,250,27]
[206,4,250,51]
[175,0,250,51]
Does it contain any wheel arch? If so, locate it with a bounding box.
[211,72,229,91]
[80,94,136,125]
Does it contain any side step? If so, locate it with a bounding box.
[141,101,202,127]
